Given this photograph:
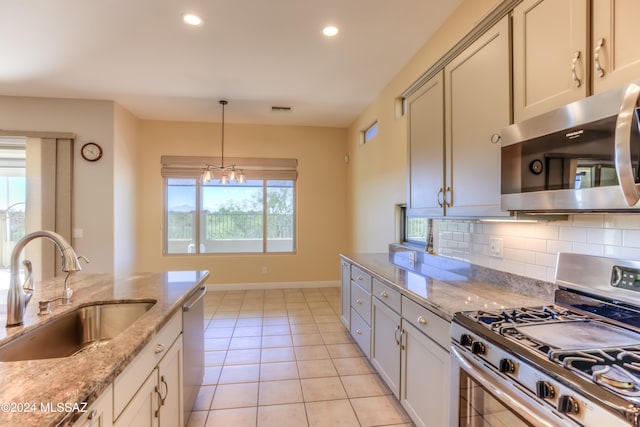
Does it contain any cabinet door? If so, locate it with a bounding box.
[593,0,640,93]
[513,0,588,122]
[72,384,113,427]
[400,321,449,427]
[158,337,183,427]
[444,16,510,217]
[114,368,159,427]
[340,261,351,328]
[406,71,445,216]
[371,297,401,397]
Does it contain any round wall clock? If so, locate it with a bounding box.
[81,142,103,162]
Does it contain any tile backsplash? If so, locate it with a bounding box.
[435,215,640,282]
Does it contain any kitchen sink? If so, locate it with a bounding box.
[0,300,156,362]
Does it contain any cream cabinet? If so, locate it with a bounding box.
[406,71,445,217]
[512,0,588,122]
[72,385,113,427]
[340,260,350,329]
[113,311,183,427]
[443,16,510,217]
[407,16,509,217]
[592,0,640,94]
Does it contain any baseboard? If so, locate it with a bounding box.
[206,280,340,291]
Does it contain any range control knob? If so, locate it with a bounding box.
[535,381,555,399]
[557,395,580,415]
[471,341,486,355]
[460,334,474,346]
[498,358,516,374]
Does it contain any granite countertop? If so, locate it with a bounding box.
[0,270,209,427]
[341,253,552,321]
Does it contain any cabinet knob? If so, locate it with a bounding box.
[417,316,427,325]
[357,275,364,281]
[380,291,388,298]
[356,298,363,305]
[490,133,501,144]
[154,343,166,354]
[356,329,362,335]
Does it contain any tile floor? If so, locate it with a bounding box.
[187,287,414,427]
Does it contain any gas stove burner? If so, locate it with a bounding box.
[593,365,639,391]
[469,306,589,333]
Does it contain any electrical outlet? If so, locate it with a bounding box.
[489,238,503,258]
[261,266,268,274]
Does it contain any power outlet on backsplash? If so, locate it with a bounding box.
[489,238,503,258]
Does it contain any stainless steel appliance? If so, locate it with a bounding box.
[501,81,640,212]
[182,285,206,422]
[451,253,640,426]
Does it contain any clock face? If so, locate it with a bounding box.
[81,142,102,162]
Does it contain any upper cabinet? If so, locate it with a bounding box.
[512,0,588,122]
[592,0,640,94]
[407,17,510,218]
[513,0,640,122]
[443,16,511,217]
[406,71,445,217]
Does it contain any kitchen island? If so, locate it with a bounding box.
[0,270,209,426]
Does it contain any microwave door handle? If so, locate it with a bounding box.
[615,81,640,206]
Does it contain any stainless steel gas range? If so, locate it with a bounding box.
[451,253,640,427]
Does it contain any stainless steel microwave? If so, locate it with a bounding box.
[501,81,640,212]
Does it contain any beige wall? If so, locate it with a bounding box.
[346,0,504,253]
[0,96,116,273]
[135,120,348,284]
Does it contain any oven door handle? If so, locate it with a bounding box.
[451,346,578,427]
[615,81,640,206]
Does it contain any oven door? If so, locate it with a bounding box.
[450,346,579,427]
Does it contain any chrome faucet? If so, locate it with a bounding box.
[6,230,84,327]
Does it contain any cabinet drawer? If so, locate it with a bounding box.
[372,278,401,313]
[350,308,371,358]
[351,282,371,324]
[351,266,372,292]
[401,296,450,349]
[113,309,182,419]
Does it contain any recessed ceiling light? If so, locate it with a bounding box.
[183,13,203,26]
[322,26,339,37]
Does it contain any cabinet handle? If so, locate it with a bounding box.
[417,316,427,325]
[356,329,362,335]
[356,298,363,305]
[490,133,501,144]
[83,409,97,427]
[444,186,452,208]
[437,188,444,207]
[380,291,388,298]
[571,51,582,87]
[154,386,162,418]
[399,329,406,351]
[159,375,169,406]
[594,38,605,77]
[154,343,166,354]
[394,325,401,346]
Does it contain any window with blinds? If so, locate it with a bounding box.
[161,156,297,255]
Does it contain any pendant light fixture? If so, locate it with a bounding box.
[201,100,245,185]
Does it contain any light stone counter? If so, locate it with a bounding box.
[341,253,553,321]
[0,270,209,426]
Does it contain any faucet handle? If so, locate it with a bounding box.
[78,255,90,264]
[22,260,34,293]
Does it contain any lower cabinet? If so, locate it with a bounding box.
[400,320,449,427]
[371,297,401,397]
[72,384,113,427]
[340,261,350,328]
[114,336,183,427]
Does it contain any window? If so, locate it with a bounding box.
[361,121,378,144]
[162,156,297,254]
[400,205,428,246]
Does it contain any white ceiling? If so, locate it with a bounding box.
[0,0,461,127]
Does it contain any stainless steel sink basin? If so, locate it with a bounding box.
[0,300,156,362]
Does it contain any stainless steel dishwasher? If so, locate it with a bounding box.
[182,285,206,422]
